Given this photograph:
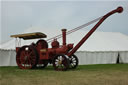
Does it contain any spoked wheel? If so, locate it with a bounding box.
[53,54,69,71]
[69,54,79,69]
[16,45,38,69]
[36,60,48,69]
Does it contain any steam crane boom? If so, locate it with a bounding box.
[67,6,123,57]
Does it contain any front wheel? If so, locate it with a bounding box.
[69,54,79,69]
[53,54,69,71]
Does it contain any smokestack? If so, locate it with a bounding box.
[62,29,67,45]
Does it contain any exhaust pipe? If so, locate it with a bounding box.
[62,29,67,45]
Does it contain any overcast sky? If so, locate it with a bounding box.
[0,0,128,44]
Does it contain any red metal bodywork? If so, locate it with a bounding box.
[13,7,123,70]
[38,6,123,60]
[37,28,74,60]
[67,7,123,57]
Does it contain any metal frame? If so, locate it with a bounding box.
[11,6,123,71]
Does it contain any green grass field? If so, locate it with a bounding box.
[0,64,128,85]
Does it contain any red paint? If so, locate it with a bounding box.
[67,6,123,57]
[14,7,123,70]
[62,29,67,45]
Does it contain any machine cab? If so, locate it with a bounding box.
[11,32,47,52]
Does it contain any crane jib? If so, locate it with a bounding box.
[67,7,123,57]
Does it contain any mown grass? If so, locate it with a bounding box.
[0,64,128,85]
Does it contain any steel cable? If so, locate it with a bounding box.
[47,16,102,43]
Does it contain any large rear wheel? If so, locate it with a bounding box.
[16,45,38,69]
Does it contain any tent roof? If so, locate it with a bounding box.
[1,27,128,51]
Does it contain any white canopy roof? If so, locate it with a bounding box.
[0,27,128,51]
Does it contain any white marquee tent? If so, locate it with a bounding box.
[0,27,128,66]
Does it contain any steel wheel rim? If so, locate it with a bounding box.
[16,46,38,69]
[53,55,69,71]
[69,55,78,69]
